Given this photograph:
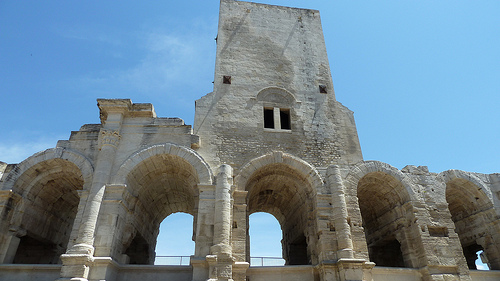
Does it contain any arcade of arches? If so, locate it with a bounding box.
[0,133,499,281]
[0,1,499,280]
[2,149,499,281]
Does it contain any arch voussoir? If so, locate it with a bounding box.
[112,143,213,186]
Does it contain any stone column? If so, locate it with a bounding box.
[327,165,353,259]
[208,164,234,281]
[66,190,89,251]
[72,129,121,253]
[59,129,121,280]
[325,165,373,281]
[59,100,128,281]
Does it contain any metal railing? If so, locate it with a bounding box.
[154,256,285,267]
[154,256,191,265]
[250,257,285,267]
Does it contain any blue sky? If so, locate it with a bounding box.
[1,0,498,267]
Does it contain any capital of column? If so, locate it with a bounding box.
[98,129,121,149]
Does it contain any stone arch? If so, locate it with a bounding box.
[344,161,418,203]
[235,152,323,266]
[2,147,94,193]
[235,151,323,192]
[256,87,298,106]
[440,169,493,204]
[345,161,424,268]
[440,170,500,270]
[112,143,213,186]
[0,148,93,264]
[107,143,212,264]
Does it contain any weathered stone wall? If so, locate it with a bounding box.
[194,0,363,172]
[0,1,498,281]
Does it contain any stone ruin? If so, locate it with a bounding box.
[0,1,499,281]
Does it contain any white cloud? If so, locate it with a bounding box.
[75,20,216,101]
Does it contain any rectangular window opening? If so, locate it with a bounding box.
[280,108,291,130]
[264,108,275,129]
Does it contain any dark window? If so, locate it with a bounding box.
[319,85,328,94]
[264,108,274,128]
[369,239,405,267]
[13,235,60,264]
[125,233,150,264]
[280,109,291,130]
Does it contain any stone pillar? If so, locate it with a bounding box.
[93,184,129,259]
[325,165,373,281]
[231,190,247,262]
[59,129,121,280]
[192,184,216,281]
[0,191,20,264]
[0,233,20,264]
[59,100,128,281]
[327,165,354,259]
[231,190,249,281]
[315,193,337,263]
[208,164,234,281]
[479,233,500,270]
[66,190,89,251]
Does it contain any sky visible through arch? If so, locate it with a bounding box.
[1,0,497,270]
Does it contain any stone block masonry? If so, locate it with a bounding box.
[0,1,499,281]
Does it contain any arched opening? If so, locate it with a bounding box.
[246,163,314,266]
[475,250,490,270]
[155,212,195,265]
[357,172,416,268]
[11,159,83,264]
[446,178,500,270]
[121,153,198,265]
[249,212,284,266]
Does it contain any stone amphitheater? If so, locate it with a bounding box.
[0,1,499,281]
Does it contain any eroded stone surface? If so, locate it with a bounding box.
[0,1,498,281]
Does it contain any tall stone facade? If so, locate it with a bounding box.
[0,1,499,281]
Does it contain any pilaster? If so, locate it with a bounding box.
[231,190,248,263]
[93,184,129,259]
[192,184,217,281]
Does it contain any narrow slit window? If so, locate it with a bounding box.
[280,108,291,130]
[264,108,275,129]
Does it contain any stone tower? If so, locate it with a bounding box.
[0,1,499,281]
[195,0,363,171]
